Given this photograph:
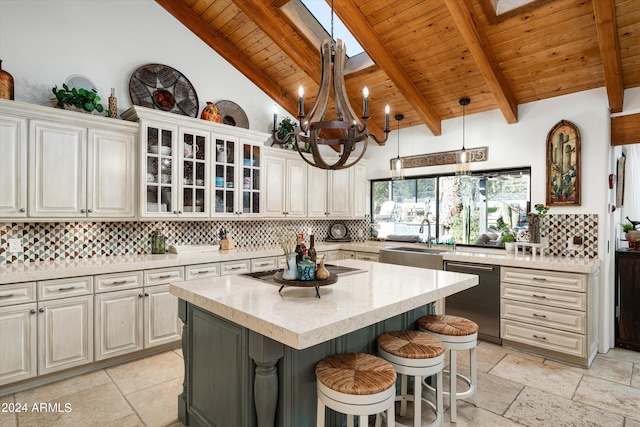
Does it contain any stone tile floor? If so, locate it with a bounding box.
[0,342,638,426]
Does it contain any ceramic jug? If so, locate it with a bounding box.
[184,142,199,158]
[217,145,230,162]
[282,253,298,280]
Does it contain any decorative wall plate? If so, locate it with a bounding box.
[129,64,198,117]
[326,222,350,242]
[215,100,249,129]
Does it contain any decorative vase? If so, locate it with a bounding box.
[297,256,315,281]
[0,60,14,100]
[316,256,330,280]
[282,253,298,280]
[528,213,541,244]
[200,101,222,123]
[505,242,516,252]
[108,88,117,119]
[151,230,166,254]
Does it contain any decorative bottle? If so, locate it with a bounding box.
[0,60,14,100]
[308,235,317,267]
[108,88,117,118]
[295,234,304,263]
[151,230,166,254]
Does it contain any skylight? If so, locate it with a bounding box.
[491,0,539,15]
[300,0,364,57]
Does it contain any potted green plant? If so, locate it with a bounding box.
[276,117,310,153]
[621,221,640,242]
[52,83,104,114]
[497,216,517,252]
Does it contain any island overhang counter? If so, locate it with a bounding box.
[170,259,478,427]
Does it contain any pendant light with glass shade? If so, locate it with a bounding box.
[390,114,404,180]
[457,97,471,176]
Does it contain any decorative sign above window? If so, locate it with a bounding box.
[396,147,489,169]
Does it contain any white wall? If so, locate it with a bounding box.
[3,0,636,352]
[0,0,289,133]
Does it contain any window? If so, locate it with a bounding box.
[371,168,531,247]
[300,0,364,57]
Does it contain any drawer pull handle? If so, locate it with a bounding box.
[532,313,547,318]
[228,266,243,270]
[58,286,76,291]
[255,263,270,266]
[0,294,15,299]
[533,277,547,281]
[156,275,173,279]
[532,294,547,299]
[196,270,211,274]
[109,280,128,285]
[533,334,547,340]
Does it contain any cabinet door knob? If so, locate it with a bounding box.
[139,293,144,298]
[144,292,149,297]
[80,209,86,213]
[20,208,25,212]
[87,209,93,213]
[38,308,44,313]
[30,309,36,314]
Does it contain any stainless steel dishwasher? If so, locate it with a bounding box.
[444,261,501,344]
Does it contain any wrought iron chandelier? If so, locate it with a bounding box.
[272,1,390,170]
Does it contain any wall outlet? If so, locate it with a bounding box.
[8,238,23,253]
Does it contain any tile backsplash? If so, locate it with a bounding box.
[0,213,598,264]
[0,219,370,264]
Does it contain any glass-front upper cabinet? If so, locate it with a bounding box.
[241,142,260,215]
[179,129,209,217]
[143,122,178,217]
[212,136,261,216]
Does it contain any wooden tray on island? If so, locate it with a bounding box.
[273,272,338,298]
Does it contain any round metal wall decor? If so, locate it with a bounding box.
[129,64,198,117]
[215,100,249,129]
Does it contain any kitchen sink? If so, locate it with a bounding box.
[388,246,448,254]
[379,246,446,270]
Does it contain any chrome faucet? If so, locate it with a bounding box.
[419,217,432,247]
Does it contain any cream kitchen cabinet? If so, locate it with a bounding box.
[0,100,138,221]
[0,279,94,383]
[307,160,368,218]
[134,119,210,219]
[28,120,136,219]
[0,115,27,218]
[500,266,598,367]
[38,294,94,375]
[94,268,182,361]
[0,282,37,386]
[212,133,263,217]
[262,148,307,218]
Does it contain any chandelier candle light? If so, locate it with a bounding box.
[457,97,471,175]
[272,1,390,170]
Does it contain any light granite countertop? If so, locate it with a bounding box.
[169,259,479,350]
[0,241,599,285]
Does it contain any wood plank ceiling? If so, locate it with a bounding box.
[156,0,639,141]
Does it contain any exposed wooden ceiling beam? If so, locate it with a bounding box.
[331,0,442,136]
[443,0,518,124]
[154,0,298,115]
[593,0,624,113]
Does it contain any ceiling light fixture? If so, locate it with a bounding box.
[390,114,404,180]
[272,0,390,170]
[457,97,471,176]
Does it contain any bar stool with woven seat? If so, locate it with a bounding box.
[418,315,478,423]
[315,352,397,427]
[376,330,445,427]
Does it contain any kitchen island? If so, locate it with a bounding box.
[169,259,478,427]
